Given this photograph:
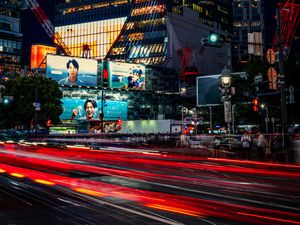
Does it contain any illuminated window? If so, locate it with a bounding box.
[55,17,126,59]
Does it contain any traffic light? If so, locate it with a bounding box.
[117,118,122,125]
[253,97,259,112]
[201,33,223,47]
[46,120,51,127]
[3,96,13,105]
[208,33,219,44]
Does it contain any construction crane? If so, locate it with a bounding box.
[273,0,300,58]
[166,14,200,82]
[24,0,71,56]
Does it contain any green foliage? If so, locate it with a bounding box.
[0,76,63,129]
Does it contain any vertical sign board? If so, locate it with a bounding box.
[224,101,232,123]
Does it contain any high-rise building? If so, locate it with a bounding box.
[51,0,232,122]
[54,0,232,75]
[0,0,23,79]
[232,0,271,71]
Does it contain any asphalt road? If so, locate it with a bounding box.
[0,142,300,225]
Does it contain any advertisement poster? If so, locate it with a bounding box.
[46,55,98,87]
[104,61,146,90]
[60,98,128,121]
[60,89,128,122]
[30,45,57,69]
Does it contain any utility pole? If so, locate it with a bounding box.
[277,8,287,152]
[209,106,212,134]
[101,90,105,132]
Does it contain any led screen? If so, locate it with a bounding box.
[46,55,98,87]
[30,45,57,69]
[61,98,127,121]
[104,61,146,90]
[196,75,222,106]
[60,89,128,121]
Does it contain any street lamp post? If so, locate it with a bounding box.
[209,106,212,134]
[261,104,269,134]
[220,67,232,134]
[276,8,287,153]
[232,104,236,134]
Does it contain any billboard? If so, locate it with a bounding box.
[30,45,57,69]
[103,61,146,90]
[61,98,128,121]
[196,75,222,106]
[46,55,98,87]
[60,89,128,121]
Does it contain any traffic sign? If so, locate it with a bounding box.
[266,49,276,64]
[267,67,278,90]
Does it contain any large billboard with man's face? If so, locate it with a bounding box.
[103,61,146,90]
[60,89,128,121]
[46,55,98,87]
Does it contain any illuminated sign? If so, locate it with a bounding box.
[60,89,128,121]
[30,45,56,69]
[49,126,77,135]
[46,55,98,87]
[103,61,146,90]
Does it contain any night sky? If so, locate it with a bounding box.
[21,0,55,67]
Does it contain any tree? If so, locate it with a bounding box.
[0,76,63,129]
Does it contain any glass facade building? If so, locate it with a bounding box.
[54,0,232,67]
[54,0,130,60]
[232,0,265,71]
[55,17,127,59]
[0,0,22,79]
[106,0,168,65]
[52,0,232,121]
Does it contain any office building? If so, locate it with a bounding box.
[0,0,23,80]
[54,0,232,75]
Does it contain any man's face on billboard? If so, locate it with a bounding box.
[85,102,95,120]
[68,62,78,82]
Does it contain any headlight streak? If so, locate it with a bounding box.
[1,162,300,225]
[1,143,300,225]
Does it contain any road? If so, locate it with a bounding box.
[0,142,300,225]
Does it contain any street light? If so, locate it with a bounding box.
[220,67,231,88]
[220,67,232,134]
[260,104,269,134]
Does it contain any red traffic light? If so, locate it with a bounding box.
[47,120,51,126]
[252,97,259,111]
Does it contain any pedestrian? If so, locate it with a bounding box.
[214,136,221,158]
[264,135,273,161]
[241,131,252,160]
[256,131,265,161]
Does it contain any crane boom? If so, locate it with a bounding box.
[273,0,300,58]
[24,0,71,56]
